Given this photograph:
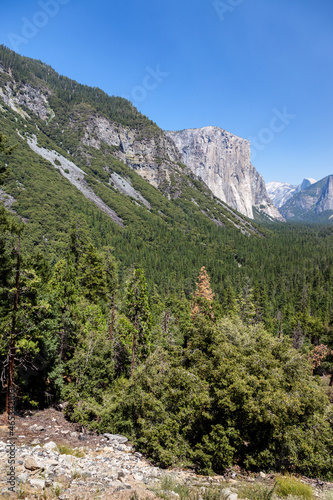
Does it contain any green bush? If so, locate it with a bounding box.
[67,317,333,479]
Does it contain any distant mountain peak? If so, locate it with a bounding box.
[267,178,317,208]
[299,178,317,191]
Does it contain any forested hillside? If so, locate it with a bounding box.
[0,45,332,480]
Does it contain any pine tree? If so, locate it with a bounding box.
[238,279,256,324]
[124,268,151,375]
[191,266,215,318]
[104,247,118,340]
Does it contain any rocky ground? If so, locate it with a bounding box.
[0,409,332,500]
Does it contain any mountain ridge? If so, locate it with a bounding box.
[0,45,282,222]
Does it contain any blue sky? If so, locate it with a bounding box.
[1,0,333,184]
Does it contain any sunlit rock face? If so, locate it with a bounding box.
[166,126,283,220]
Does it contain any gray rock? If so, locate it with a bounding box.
[24,457,44,471]
[17,473,29,484]
[44,440,58,451]
[132,473,144,482]
[34,425,45,432]
[165,127,284,221]
[26,135,124,228]
[115,483,132,491]
[44,458,60,467]
[103,433,128,444]
[82,114,182,198]
[221,489,238,500]
[279,175,333,220]
[29,478,46,489]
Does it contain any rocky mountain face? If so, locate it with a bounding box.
[1,69,281,223]
[316,175,333,213]
[267,178,316,208]
[81,114,184,191]
[279,175,333,221]
[0,45,265,242]
[0,76,186,196]
[166,127,284,221]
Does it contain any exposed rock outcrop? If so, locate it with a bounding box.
[82,114,183,190]
[165,127,283,220]
[0,55,282,223]
[315,175,333,213]
[0,82,52,121]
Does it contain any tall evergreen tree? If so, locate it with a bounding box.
[124,268,151,375]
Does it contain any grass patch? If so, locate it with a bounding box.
[275,476,314,500]
[192,488,231,500]
[325,490,333,500]
[151,474,191,500]
[57,443,85,458]
[151,475,232,500]
[237,482,276,500]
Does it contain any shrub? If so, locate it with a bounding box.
[95,318,333,479]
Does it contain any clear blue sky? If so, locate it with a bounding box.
[1,0,333,184]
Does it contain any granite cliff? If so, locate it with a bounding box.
[166,127,283,220]
[279,175,333,222]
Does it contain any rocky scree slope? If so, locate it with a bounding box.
[166,127,284,221]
